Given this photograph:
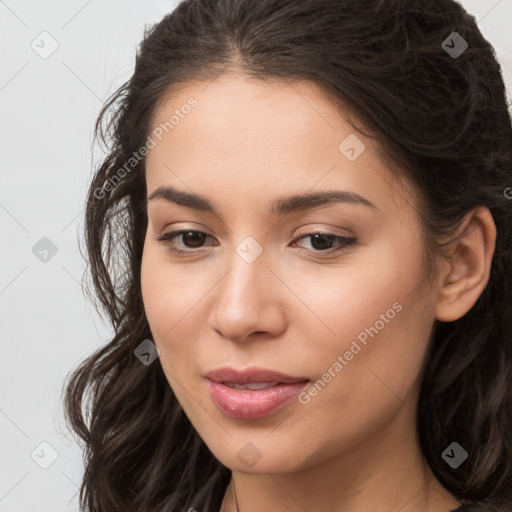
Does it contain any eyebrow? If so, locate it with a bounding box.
[147,185,377,216]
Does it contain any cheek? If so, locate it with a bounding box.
[299,228,426,358]
[304,237,433,411]
[140,250,169,339]
[140,247,202,406]
[141,245,186,367]
[140,242,216,380]
[141,243,200,339]
[302,233,427,344]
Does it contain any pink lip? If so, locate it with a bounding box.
[205,366,309,420]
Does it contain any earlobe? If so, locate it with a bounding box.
[435,207,496,323]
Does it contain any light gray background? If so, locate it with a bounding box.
[1,1,511,510]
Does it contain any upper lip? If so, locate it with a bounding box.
[205,366,309,385]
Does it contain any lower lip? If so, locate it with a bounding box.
[207,380,309,420]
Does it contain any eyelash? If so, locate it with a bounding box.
[154,229,356,257]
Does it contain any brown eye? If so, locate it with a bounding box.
[292,232,356,255]
[305,233,337,251]
[178,231,208,248]
[155,230,216,255]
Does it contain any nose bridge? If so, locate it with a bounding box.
[220,231,271,295]
[216,243,270,315]
[210,238,285,340]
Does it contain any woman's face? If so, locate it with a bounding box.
[141,73,439,474]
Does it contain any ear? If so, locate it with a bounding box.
[435,206,496,322]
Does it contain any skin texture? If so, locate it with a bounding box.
[140,73,496,512]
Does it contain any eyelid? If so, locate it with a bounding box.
[293,224,355,239]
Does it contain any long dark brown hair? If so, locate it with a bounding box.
[62,0,512,510]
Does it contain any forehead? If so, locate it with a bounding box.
[148,73,364,157]
[144,73,415,218]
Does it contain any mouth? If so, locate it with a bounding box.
[204,366,310,420]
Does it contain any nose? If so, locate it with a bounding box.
[208,250,287,343]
